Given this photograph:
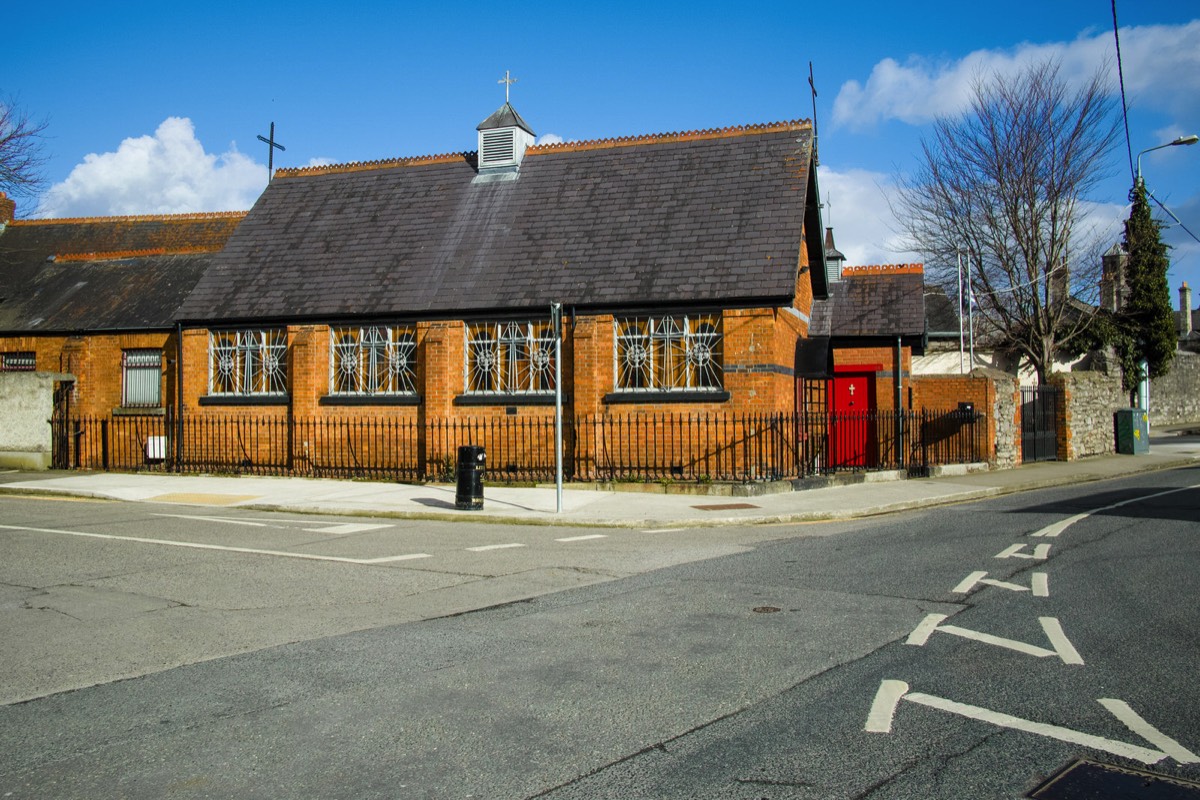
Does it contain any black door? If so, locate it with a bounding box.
[1021,386,1060,462]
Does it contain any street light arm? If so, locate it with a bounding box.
[1136,134,1199,182]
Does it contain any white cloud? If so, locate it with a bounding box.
[39,117,266,217]
[833,21,1200,130]
[815,165,912,266]
[536,133,565,145]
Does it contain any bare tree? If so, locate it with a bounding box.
[897,60,1120,383]
[0,95,49,202]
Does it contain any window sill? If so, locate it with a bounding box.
[113,406,166,417]
[199,395,289,407]
[320,394,421,406]
[454,393,558,407]
[604,390,730,404]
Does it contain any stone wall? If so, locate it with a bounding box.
[986,369,1020,469]
[1051,370,1128,460]
[0,372,65,469]
[1150,350,1200,427]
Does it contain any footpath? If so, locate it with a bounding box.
[2,434,1198,528]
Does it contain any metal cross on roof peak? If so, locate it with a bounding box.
[256,122,286,184]
[498,71,517,103]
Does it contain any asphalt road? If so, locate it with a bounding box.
[2,466,1198,798]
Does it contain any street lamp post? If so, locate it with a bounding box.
[1136,134,1198,186]
[1130,134,1198,425]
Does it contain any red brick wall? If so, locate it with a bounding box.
[0,330,175,417]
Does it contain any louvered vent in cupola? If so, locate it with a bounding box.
[481,128,517,167]
[476,101,536,176]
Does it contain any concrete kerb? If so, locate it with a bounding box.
[0,454,1194,529]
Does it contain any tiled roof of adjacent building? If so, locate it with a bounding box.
[179,121,815,323]
[808,264,925,338]
[0,212,245,332]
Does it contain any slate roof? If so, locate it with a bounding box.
[924,284,960,337]
[0,213,244,332]
[477,102,534,134]
[178,121,814,324]
[808,265,925,339]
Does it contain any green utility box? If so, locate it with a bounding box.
[1115,408,1150,455]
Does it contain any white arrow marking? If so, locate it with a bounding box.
[995,543,1051,560]
[952,570,1048,596]
[1030,484,1200,538]
[1099,699,1200,764]
[865,680,1196,765]
[906,613,1083,664]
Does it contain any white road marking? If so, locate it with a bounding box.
[153,513,390,536]
[1039,616,1084,665]
[1031,513,1088,538]
[865,679,910,733]
[466,543,526,552]
[952,571,991,594]
[153,513,280,528]
[0,523,428,565]
[1099,699,1200,764]
[555,534,607,542]
[1031,484,1200,538]
[905,613,947,646]
[952,571,1049,597]
[905,613,1083,664]
[995,542,1051,560]
[641,528,679,533]
[865,680,1193,765]
[305,523,392,535]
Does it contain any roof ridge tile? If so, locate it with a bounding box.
[843,264,925,275]
[54,245,223,262]
[12,211,247,226]
[527,119,812,155]
[276,152,475,179]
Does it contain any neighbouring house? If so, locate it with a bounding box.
[0,195,244,467]
[1,102,985,480]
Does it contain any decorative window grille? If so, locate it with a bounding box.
[614,313,723,391]
[122,349,162,407]
[208,330,288,396]
[0,351,35,371]
[465,320,555,394]
[330,325,417,395]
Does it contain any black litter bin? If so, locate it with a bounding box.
[455,445,486,510]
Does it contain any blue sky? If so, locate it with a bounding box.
[7,1,1200,299]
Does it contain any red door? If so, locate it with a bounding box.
[830,373,875,467]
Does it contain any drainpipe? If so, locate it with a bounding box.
[895,336,904,468]
[175,322,184,471]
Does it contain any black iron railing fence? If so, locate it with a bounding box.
[51,408,989,483]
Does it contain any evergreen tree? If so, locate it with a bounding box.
[1115,181,1176,392]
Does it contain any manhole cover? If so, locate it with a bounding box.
[1028,759,1200,799]
[752,606,782,614]
[691,503,760,511]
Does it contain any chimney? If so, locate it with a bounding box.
[1100,243,1127,312]
[823,227,846,284]
[0,192,15,226]
[1181,282,1194,337]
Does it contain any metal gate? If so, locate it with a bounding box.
[50,380,75,469]
[1021,386,1060,462]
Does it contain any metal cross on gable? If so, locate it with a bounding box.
[257,121,286,183]
[499,70,517,103]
